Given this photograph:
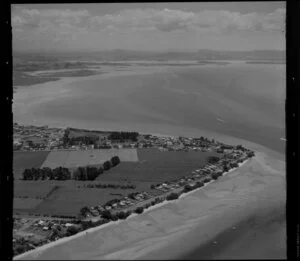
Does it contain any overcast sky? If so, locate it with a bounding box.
[12,2,285,52]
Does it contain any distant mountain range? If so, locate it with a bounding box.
[14,49,285,61]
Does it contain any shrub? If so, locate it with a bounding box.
[247,151,255,158]
[196,181,204,188]
[144,203,151,209]
[110,214,119,221]
[183,184,194,193]
[66,223,79,236]
[207,156,220,164]
[166,193,179,201]
[116,211,127,220]
[101,210,112,220]
[211,172,221,180]
[134,207,144,214]
[81,221,93,230]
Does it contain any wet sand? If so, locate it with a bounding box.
[13,63,285,154]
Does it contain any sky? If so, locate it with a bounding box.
[11,2,286,52]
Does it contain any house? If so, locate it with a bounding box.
[42,226,49,231]
[38,220,45,226]
[65,223,75,227]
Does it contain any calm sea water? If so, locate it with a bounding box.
[13,63,285,154]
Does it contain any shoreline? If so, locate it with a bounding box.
[14,157,250,260]
[13,148,285,260]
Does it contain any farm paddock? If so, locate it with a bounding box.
[41,149,138,169]
[13,151,50,179]
[96,148,220,182]
[13,148,220,216]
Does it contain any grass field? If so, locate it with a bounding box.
[40,150,70,169]
[13,151,50,179]
[13,148,219,216]
[96,148,219,182]
[14,181,60,199]
[41,149,138,169]
[14,198,43,210]
[30,187,130,216]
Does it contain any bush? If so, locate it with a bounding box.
[134,207,144,214]
[211,172,221,180]
[116,211,127,220]
[110,214,119,221]
[166,193,179,201]
[183,184,194,193]
[247,151,255,158]
[81,221,93,230]
[207,156,220,164]
[196,181,204,188]
[101,210,112,220]
[144,203,151,209]
[66,226,81,236]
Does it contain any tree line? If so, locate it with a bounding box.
[22,156,121,181]
[82,183,136,189]
[62,130,99,146]
[108,131,139,142]
[22,167,71,181]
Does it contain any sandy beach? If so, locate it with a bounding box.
[14,144,285,260]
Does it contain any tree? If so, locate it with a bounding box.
[134,207,144,214]
[101,210,112,220]
[211,172,221,180]
[111,156,121,167]
[22,169,32,180]
[247,151,255,158]
[116,211,127,220]
[223,165,229,172]
[103,161,111,171]
[98,167,104,175]
[203,176,212,183]
[80,206,89,217]
[166,193,179,200]
[183,184,193,193]
[196,181,204,188]
[207,156,220,164]
[66,226,80,236]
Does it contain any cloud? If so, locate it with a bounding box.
[87,8,285,33]
[11,7,285,47]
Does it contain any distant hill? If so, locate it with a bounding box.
[14,49,285,62]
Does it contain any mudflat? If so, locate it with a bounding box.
[13,63,285,154]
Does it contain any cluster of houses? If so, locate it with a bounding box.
[81,148,250,220]
[151,149,248,192]
[31,219,75,232]
[83,192,154,218]
[14,122,231,153]
[13,123,64,151]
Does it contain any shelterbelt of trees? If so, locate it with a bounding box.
[108,131,139,142]
[62,129,139,147]
[21,156,120,181]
